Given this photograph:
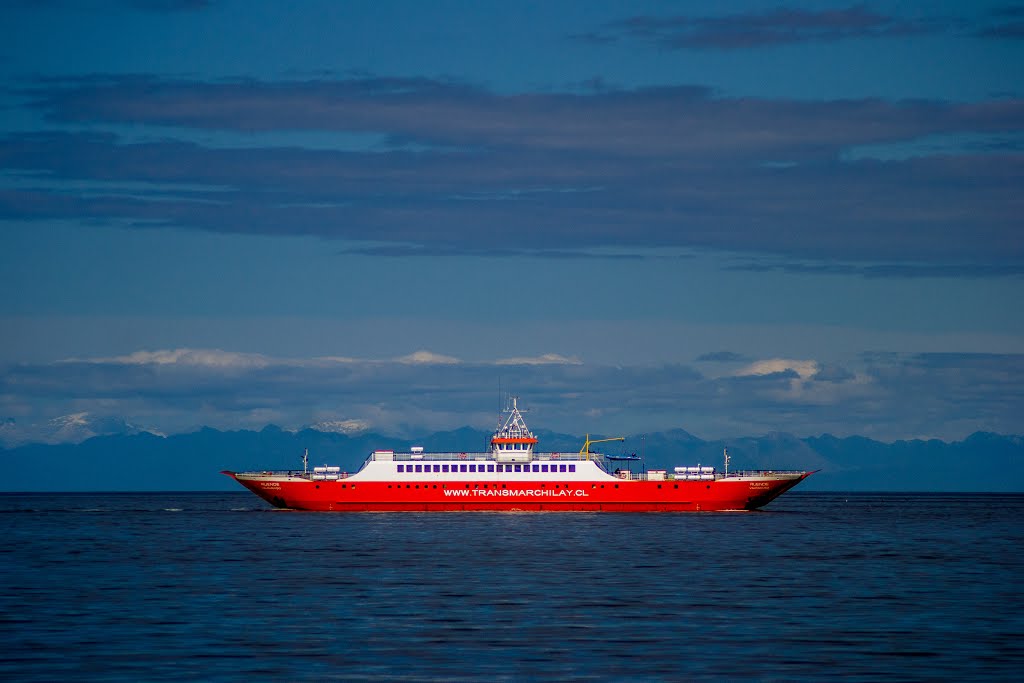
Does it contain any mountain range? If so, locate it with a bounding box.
[1,423,1021,492]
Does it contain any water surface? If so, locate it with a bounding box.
[2,492,1021,681]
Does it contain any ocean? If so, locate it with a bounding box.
[2,492,1022,681]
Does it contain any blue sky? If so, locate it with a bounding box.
[1,0,1022,445]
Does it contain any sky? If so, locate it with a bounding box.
[1,0,1022,446]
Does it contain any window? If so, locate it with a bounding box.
[460,464,468,472]
[514,465,522,472]
[414,464,423,473]
[487,464,495,472]
[532,464,540,472]
[397,464,405,473]
[433,464,441,472]
[442,464,449,473]
[569,465,576,472]
[541,464,549,473]
[469,464,477,472]
[559,464,567,472]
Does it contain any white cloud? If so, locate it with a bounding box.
[496,353,582,366]
[734,358,820,380]
[5,349,1022,443]
[316,355,359,364]
[395,350,461,365]
[73,348,272,369]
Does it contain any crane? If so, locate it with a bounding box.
[578,434,625,461]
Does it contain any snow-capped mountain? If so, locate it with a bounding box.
[0,413,162,447]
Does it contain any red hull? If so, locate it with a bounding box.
[223,473,812,512]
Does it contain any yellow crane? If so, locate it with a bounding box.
[578,434,625,460]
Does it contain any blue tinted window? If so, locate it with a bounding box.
[415,464,422,473]
[433,464,441,472]
[397,464,404,472]
[514,464,522,472]
[469,464,477,472]
[532,464,540,472]
[442,464,449,472]
[487,464,495,472]
[569,464,576,472]
[460,464,468,472]
[541,464,548,472]
[559,464,567,472]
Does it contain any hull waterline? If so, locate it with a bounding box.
[222,470,814,512]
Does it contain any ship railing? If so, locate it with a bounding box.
[612,469,805,481]
[718,469,806,478]
[364,450,596,465]
[242,469,355,480]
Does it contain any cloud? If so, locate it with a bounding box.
[395,350,461,365]
[696,351,747,363]
[73,348,272,368]
[581,6,932,50]
[976,6,1024,39]
[3,77,1021,266]
[2,349,1022,445]
[735,358,820,380]
[729,260,1024,280]
[495,354,582,366]
[23,0,213,12]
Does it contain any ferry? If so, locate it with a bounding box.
[223,398,814,511]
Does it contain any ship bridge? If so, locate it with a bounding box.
[490,397,538,463]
